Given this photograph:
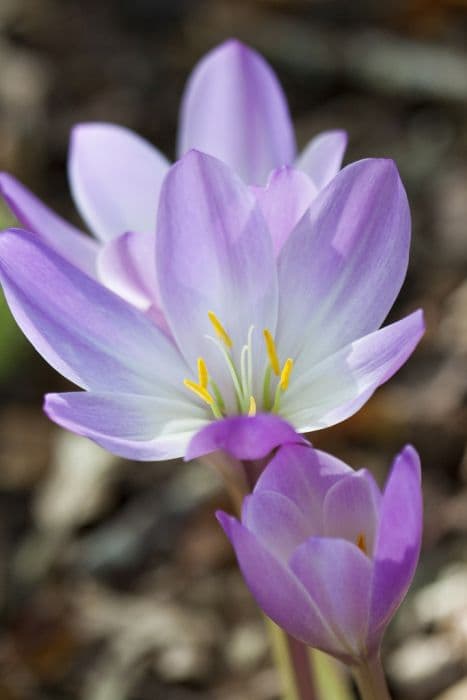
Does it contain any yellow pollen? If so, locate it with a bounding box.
[197,357,209,389]
[248,395,257,416]
[208,311,233,349]
[263,329,280,376]
[279,358,294,391]
[183,379,214,406]
[356,532,368,555]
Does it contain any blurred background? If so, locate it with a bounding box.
[1,1,467,698]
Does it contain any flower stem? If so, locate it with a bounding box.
[286,633,318,699]
[352,654,392,700]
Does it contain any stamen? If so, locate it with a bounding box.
[183,379,214,405]
[248,396,257,416]
[263,329,280,376]
[356,533,368,555]
[197,357,209,389]
[208,311,233,349]
[279,358,294,391]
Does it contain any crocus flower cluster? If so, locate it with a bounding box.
[0,36,424,697]
[219,442,423,667]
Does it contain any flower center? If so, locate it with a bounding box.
[356,532,368,556]
[183,311,294,419]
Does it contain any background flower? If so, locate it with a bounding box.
[0,40,345,317]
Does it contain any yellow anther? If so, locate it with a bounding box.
[263,329,280,376]
[183,379,214,406]
[356,533,368,555]
[248,395,257,416]
[279,358,294,391]
[208,311,233,349]
[197,357,209,389]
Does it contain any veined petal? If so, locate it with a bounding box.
[252,167,317,256]
[256,444,351,531]
[157,150,278,404]
[324,470,382,557]
[0,229,187,395]
[68,123,170,241]
[370,446,422,638]
[277,159,411,365]
[0,173,98,277]
[45,392,208,461]
[290,537,372,660]
[242,490,312,561]
[283,311,425,431]
[178,40,296,184]
[295,130,347,190]
[97,230,159,310]
[217,512,341,654]
[185,414,302,462]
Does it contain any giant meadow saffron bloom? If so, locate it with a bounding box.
[0,39,345,310]
[0,149,423,460]
[218,442,423,666]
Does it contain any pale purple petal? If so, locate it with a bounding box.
[295,130,347,190]
[97,231,159,310]
[68,123,170,241]
[178,40,296,184]
[185,414,303,462]
[256,444,351,531]
[324,470,382,556]
[157,150,277,407]
[45,391,208,461]
[290,537,372,659]
[277,159,411,365]
[0,173,98,277]
[252,167,317,255]
[370,446,422,635]
[217,512,340,653]
[283,310,425,431]
[242,491,312,561]
[0,229,187,395]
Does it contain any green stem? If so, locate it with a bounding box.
[266,619,353,700]
[352,654,392,700]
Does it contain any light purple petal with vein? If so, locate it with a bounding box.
[98,231,159,310]
[157,150,277,406]
[185,414,303,462]
[283,310,425,431]
[0,229,187,395]
[68,122,170,241]
[290,537,372,659]
[45,391,208,461]
[252,167,317,255]
[242,491,312,561]
[178,40,296,184]
[370,446,422,635]
[277,158,411,365]
[256,444,351,531]
[324,470,382,556]
[0,173,98,277]
[295,130,347,190]
[217,512,339,653]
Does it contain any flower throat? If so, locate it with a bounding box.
[183,311,293,419]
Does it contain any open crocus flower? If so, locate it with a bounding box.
[0,149,423,461]
[0,39,345,314]
[218,442,423,666]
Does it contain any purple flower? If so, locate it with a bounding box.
[0,39,345,304]
[0,147,423,461]
[218,443,423,665]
